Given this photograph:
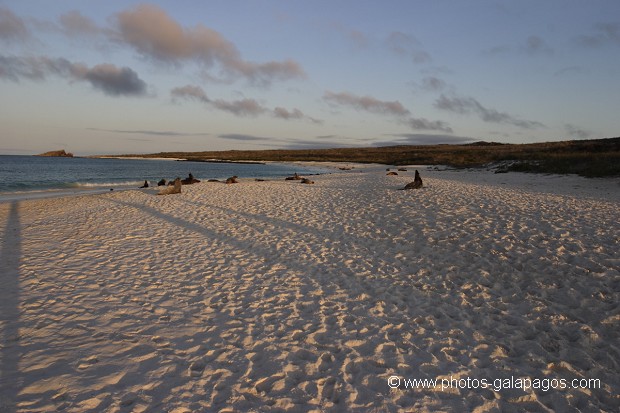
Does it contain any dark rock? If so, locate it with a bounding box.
[36,149,73,157]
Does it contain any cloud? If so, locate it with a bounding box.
[406,118,452,133]
[481,45,511,56]
[524,35,554,55]
[484,35,553,57]
[212,98,267,116]
[323,90,451,132]
[323,90,410,116]
[377,133,475,146]
[0,7,29,42]
[79,64,147,96]
[219,133,267,141]
[412,76,447,93]
[114,4,305,86]
[554,66,589,77]
[386,31,431,64]
[435,94,545,129]
[331,23,369,49]
[172,84,321,122]
[88,128,209,137]
[0,55,147,96]
[272,106,322,124]
[171,84,209,102]
[576,22,620,48]
[273,107,304,120]
[564,124,591,140]
[59,10,103,37]
[171,84,266,116]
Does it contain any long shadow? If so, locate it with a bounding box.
[0,202,22,413]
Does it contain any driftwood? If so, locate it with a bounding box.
[158,178,182,195]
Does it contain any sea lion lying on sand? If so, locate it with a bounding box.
[301,178,314,184]
[158,178,182,195]
[139,180,149,188]
[386,171,398,176]
[285,173,302,181]
[225,176,239,184]
[181,173,200,185]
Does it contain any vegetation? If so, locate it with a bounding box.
[109,137,620,178]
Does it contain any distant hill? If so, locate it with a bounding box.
[103,137,620,177]
[36,150,74,157]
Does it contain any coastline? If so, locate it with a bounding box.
[1,165,618,412]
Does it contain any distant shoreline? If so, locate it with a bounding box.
[97,136,620,178]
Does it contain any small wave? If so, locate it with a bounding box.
[69,181,144,188]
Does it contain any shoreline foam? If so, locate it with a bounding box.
[1,166,618,412]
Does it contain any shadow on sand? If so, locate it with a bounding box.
[0,202,21,413]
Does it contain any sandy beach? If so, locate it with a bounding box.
[0,165,618,412]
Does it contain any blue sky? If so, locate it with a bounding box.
[1,0,619,155]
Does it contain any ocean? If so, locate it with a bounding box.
[0,155,328,201]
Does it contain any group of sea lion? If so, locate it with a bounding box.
[147,168,420,194]
[386,169,424,190]
[285,172,314,184]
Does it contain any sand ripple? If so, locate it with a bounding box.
[0,167,618,412]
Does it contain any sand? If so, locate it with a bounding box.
[0,165,618,412]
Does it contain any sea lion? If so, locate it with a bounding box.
[158,178,182,195]
[403,170,423,189]
[181,173,200,185]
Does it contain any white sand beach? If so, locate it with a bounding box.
[0,165,618,412]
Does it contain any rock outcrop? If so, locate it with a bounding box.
[36,150,73,157]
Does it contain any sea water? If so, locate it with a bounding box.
[0,155,327,201]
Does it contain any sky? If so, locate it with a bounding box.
[1,0,619,155]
